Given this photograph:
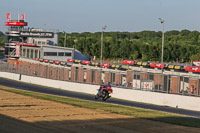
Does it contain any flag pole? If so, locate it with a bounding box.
[18,13,20,21]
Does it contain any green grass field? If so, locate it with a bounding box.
[0,87,200,128]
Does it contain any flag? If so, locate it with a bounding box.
[21,13,25,20]
[7,13,11,20]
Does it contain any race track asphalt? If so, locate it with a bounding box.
[0,77,200,118]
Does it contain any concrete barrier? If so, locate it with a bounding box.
[0,71,200,111]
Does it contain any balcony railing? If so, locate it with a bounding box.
[5,27,59,33]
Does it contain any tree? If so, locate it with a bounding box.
[0,31,4,36]
[54,30,200,63]
[190,53,200,62]
[0,36,5,47]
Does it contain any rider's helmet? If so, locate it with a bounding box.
[106,82,111,89]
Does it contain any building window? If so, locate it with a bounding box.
[27,49,29,58]
[134,73,140,80]
[5,47,15,56]
[31,49,33,59]
[58,52,64,56]
[44,52,57,56]
[35,50,38,58]
[65,52,71,56]
[6,36,20,43]
[23,49,26,57]
[149,74,154,80]
[111,73,115,83]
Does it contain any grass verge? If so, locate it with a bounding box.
[0,87,200,128]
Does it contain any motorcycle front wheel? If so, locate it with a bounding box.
[102,95,108,101]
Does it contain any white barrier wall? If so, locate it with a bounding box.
[1,71,200,111]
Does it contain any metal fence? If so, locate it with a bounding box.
[0,61,200,97]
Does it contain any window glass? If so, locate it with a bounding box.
[58,52,64,56]
[27,49,29,58]
[65,52,71,56]
[6,36,20,43]
[30,49,33,59]
[23,49,26,57]
[35,50,38,58]
[44,52,57,56]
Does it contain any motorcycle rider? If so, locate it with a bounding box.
[106,82,113,94]
[95,81,112,100]
[99,82,112,94]
[98,81,108,96]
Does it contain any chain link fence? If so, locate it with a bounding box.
[0,61,199,97]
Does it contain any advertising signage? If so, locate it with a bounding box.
[20,31,54,38]
[5,21,28,26]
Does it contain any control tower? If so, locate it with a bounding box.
[4,13,59,59]
[4,13,89,61]
[5,13,28,58]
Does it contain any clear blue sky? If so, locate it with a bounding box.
[1,0,200,33]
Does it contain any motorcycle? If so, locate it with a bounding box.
[95,86,113,101]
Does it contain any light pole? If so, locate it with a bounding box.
[100,26,107,63]
[159,18,165,63]
[73,39,78,60]
[63,31,66,47]
[44,24,47,31]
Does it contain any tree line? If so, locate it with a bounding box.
[0,31,4,47]
[59,30,200,63]
[0,30,200,62]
